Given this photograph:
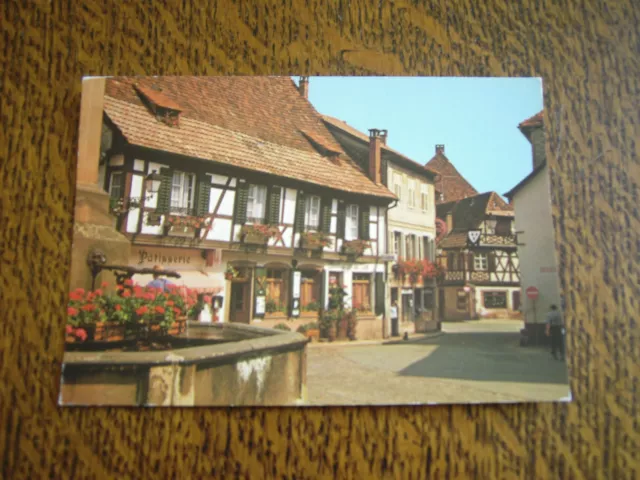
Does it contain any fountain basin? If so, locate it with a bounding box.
[59,322,308,406]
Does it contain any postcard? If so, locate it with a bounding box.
[59,76,570,406]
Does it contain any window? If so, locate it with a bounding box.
[484,291,507,309]
[404,235,416,259]
[456,290,468,310]
[109,172,123,199]
[345,204,359,240]
[266,269,287,312]
[420,184,429,211]
[474,253,488,271]
[352,273,371,311]
[485,219,497,234]
[247,184,268,223]
[170,171,196,213]
[408,179,416,208]
[495,218,511,236]
[394,232,402,256]
[304,195,321,230]
[393,173,402,200]
[448,252,457,270]
[423,236,433,261]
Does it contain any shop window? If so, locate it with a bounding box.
[352,273,372,312]
[456,290,468,310]
[300,270,321,311]
[265,268,287,313]
[484,291,507,309]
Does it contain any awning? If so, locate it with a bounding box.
[132,271,224,295]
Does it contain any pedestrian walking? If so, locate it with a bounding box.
[545,304,565,360]
[390,301,399,337]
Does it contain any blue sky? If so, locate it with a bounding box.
[295,76,544,197]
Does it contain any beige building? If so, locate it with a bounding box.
[323,117,439,337]
[505,111,562,344]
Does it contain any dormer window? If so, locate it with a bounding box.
[134,84,182,127]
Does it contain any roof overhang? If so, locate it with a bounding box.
[504,161,547,199]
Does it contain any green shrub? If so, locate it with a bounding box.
[273,323,291,331]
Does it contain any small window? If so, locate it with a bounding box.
[474,253,488,271]
[420,184,429,211]
[246,184,268,223]
[171,171,196,213]
[408,179,416,208]
[345,204,359,240]
[304,195,321,230]
[484,291,507,309]
[109,171,123,199]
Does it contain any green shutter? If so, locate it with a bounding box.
[320,198,332,233]
[375,272,385,315]
[336,202,346,238]
[359,206,370,240]
[267,186,281,225]
[195,175,211,217]
[294,191,306,233]
[156,168,173,213]
[233,182,249,225]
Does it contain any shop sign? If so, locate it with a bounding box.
[132,246,201,269]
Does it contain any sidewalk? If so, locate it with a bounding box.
[307,331,444,348]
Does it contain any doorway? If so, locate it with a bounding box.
[229,281,251,323]
[402,293,413,323]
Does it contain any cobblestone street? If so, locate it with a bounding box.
[306,319,571,405]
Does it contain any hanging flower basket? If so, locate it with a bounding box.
[239,224,278,244]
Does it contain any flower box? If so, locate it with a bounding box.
[341,239,370,258]
[300,231,332,250]
[239,224,278,244]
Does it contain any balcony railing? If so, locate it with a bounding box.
[478,233,517,247]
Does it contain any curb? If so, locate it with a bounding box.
[307,331,444,348]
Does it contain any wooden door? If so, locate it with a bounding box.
[230,281,251,323]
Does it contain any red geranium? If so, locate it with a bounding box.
[67,307,79,316]
[66,325,73,334]
[101,281,109,288]
[81,304,96,312]
[136,306,149,316]
[204,296,212,303]
[173,308,181,315]
[122,290,132,298]
[75,328,88,342]
[124,279,134,286]
[154,306,165,314]
[115,304,122,311]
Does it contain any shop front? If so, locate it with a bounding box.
[130,245,226,322]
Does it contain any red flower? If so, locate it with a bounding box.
[75,328,88,341]
[115,304,122,311]
[101,281,109,288]
[116,284,124,291]
[122,290,132,298]
[124,279,134,286]
[68,291,83,301]
[81,304,96,312]
[67,307,79,316]
[136,306,149,316]
[173,308,181,315]
[204,296,212,303]
[166,300,174,306]
[94,289,103,296]
[75,288,85,296]
[65,325,73,334]
[155,306,165,314]
[144,293,155,301]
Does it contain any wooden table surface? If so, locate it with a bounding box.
[1,1,638,478]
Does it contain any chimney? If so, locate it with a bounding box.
[298,76,309,99]
[368,129,386,184]
[446,212,453,232]
[435,144,445,155]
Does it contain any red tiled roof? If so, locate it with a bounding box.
[518,111,544,129]
[425,153,478,203]
[103,77,394,199]
[322,115,438,178]
[134,84,183,111]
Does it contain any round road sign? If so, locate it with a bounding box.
[525,286,539,299]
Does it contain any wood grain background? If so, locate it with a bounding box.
[1,0,639,478]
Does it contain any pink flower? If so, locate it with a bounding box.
[65,325,73,334]
[75,328,88,341]
[67,307,79,316]
[101,281,109,288]
[124,279,133,286]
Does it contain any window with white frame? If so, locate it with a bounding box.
[304,195,321,230]
[170,171,196,213]
[247,184,268,223]
[109,171,123,199]
[474,252,488,271]
[405,234,416,259]
[345,204,359,240]
[408,179,416,208]
[394,231,402,256]
[420,184,429,211]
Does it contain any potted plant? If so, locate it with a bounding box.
[239,224,278,244]
[224,265,239,281]
[300,231,332,250]
[341,239,370,258]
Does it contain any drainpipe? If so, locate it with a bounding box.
[381,199,399,338]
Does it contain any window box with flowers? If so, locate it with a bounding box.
[163,215,211,238]
[300,231,332,251]
[239,224,279,245]
[341,239,370,258]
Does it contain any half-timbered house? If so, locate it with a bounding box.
[436,192,521,320]
[322,116,440,336]
[97,76,395,338]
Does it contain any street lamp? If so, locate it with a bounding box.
[145,170,163,195]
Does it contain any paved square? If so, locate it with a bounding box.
[306,319,571,405]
